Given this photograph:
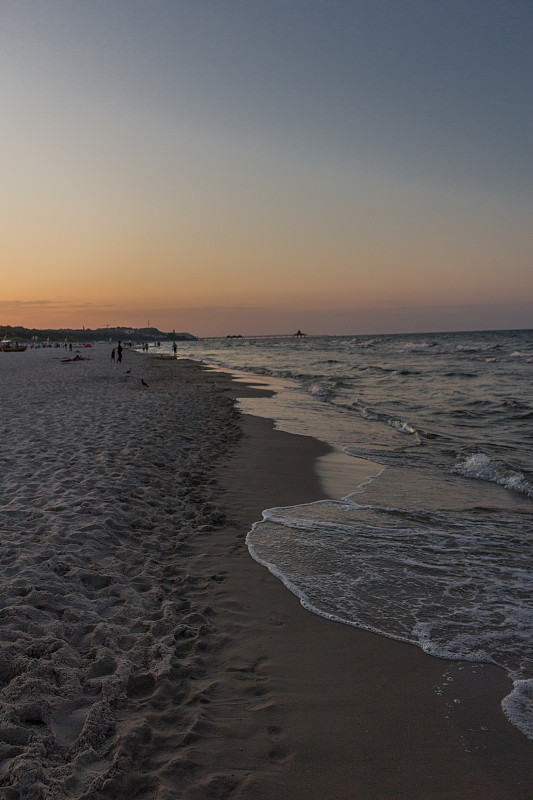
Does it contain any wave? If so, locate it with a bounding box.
[361,408,418,435]
[502,679,533,739]
[246,497,533,740]
[354,404,437,441]
[345,338,379,349]
[358,365,422,376]
[394,340,446,354]
[510,350,533,359]
[452,453,533,498]
[305,380,338,401]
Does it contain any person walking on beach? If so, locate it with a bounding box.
[172,342,177,356]
[117,342,123,363]
[111,348,116,362]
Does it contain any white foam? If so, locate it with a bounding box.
[502,678,533,738]
[452,453,533,498]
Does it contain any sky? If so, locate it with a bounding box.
[1,0,532,336]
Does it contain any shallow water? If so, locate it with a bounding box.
[157,329,533,737]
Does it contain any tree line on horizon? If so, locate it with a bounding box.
[0,324,185,343]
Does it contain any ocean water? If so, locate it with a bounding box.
[155,330,533,737]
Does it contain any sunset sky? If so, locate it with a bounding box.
[2,0,532,336]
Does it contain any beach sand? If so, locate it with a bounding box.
[0,348,531,799]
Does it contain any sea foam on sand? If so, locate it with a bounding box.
[0,346,240,799]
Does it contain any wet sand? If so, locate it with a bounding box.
[0,349,531,799]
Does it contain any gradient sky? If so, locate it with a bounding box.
[1,0,532,335]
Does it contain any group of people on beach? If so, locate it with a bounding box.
[110,340,178,359]
[139,341,178,355]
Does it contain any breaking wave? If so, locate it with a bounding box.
[452,453,533,498]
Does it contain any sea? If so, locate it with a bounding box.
[154,329,533,738]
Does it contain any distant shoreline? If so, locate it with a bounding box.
[0,324,195,344]
[2,324,531,345]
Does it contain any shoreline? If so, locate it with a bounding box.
[209,365,533,799]
[1,349,531,799]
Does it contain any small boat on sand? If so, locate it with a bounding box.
[1,340,28,352]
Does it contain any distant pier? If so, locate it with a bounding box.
[199,332,307,341]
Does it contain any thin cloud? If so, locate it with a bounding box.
[0,300,117,311]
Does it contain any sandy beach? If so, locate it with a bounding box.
[1,346,531,799]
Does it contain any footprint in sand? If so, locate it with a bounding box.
[126,672,157,699]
